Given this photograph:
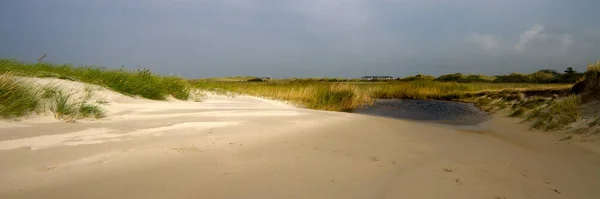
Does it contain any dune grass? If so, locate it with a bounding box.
[40,85,105,120]
[194,80,570,111]
[0,73,41,118]
[0,59,190,100]
[0,73,105,120]
[527,95,582,131]
[587,61,600,73]
[473,90,584,131]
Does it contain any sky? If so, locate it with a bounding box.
[1,0,599,78]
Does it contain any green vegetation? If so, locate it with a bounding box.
[433,73,496,83]
[477,61,600,133]
[396,74,435,81]
[529,96,582,131]
[0,58,591,117]
[194,80,569,111]
[493,68,584,84]
[393,67,583,84]
[188,65,579,112]
[418,67,582,84]
[0,73,105,120]
[1,59,190,100]
[0,73,41,118]
[307,89,356,111]
[474,93,582,131]
[40,86,105,120]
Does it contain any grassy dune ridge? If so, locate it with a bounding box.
[0,59,190,100]
[473,61,600,133]
[1,59,192,119]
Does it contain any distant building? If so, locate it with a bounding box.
[361,76,395,80]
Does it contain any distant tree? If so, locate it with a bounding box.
[561,67,584,83]
[564,67,576,74]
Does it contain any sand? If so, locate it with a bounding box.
[1,78,600,199]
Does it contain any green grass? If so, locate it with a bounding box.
[516,95,581,131]
[307,89,355,111]
[49,90,79,119]
[42,85,106,120]
[540,96,582,130]
[0,73,41,118]
[0,59,190,100]
[78,103,105,119]
[0,73,105,120]
[477,91,582,131]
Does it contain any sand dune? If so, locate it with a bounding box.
[1,78,600,199]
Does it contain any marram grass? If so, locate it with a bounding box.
[0,73,41,118]
[0,72,105,120]
[0,59,190,100]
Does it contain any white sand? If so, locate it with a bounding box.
[1,78,600,199]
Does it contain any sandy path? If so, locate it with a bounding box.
[1,89,600,198]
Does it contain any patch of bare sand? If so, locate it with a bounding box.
[1,78,600,199]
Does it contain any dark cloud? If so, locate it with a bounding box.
[1,0,599,78]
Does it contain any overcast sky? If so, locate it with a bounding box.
[1,0,599,78]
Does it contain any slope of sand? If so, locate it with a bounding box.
[1,78,600,199]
